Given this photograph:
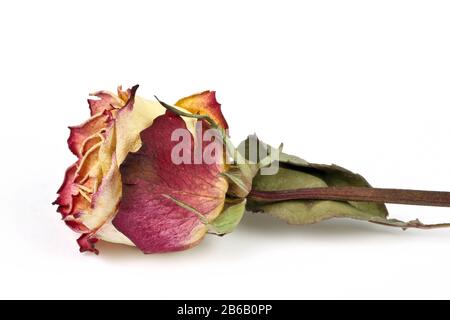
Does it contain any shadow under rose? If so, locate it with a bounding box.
[95,210,415,261]
[95,232,220,261]
[238,211,401,238]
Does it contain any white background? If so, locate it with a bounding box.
[1,0,450,299]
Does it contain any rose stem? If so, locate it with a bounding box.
[247,187,450,207]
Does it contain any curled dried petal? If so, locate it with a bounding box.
[176,91,228,129]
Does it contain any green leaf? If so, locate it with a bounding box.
[209,199,246,235]
[277,157,389,218]
[244,136,389,224]
[248,167,388,224]
[223,135,279,198]
[252,167,328,191]
[240,135,450,230]
[252,200,382,225]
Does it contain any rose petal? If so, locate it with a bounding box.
[175,91,229,129]
[79,154,121,230]
[88,90,124,116]
[53,164,78,216]
[77,234,99,255]
[67,111,112,158]
[113,86,167,164]
[112,112,228,253]
[65,220,90,233]
[94,219,134,245]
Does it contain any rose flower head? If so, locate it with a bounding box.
[54,85,245,254]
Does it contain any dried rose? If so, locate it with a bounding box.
[56,86,450,255]
[55,86,244,254]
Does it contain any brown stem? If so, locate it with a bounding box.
[248,186,450,207]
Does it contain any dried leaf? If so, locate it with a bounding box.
[245,136,389,224]
[209,199,247,235]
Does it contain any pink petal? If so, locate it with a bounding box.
[113,112,227,253]
[88,90,123,116]
[77,234,99,255]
